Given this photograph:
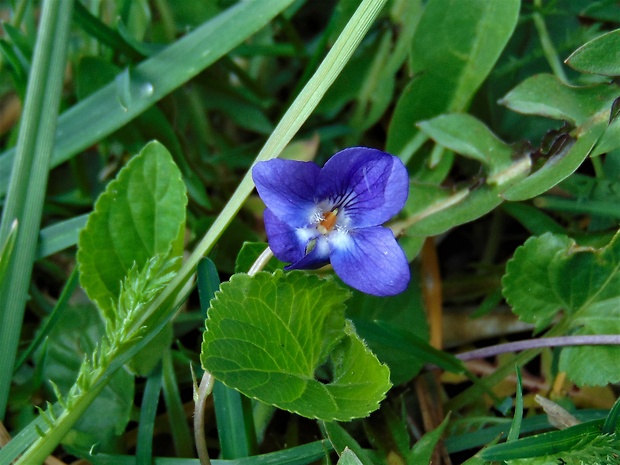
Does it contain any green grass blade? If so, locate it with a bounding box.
[72,0,144,60]
[162,351,194,457]
[213,382,257,459]
[136,362,163,465]
[86,439,332,465]
[507,366,524,442]
[197,256,257,458]
[0,0,73,420]
[35,213,89,259]
[0,0,296,197]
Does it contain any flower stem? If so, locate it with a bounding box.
[194,371,215,465]
[248,247,274,276]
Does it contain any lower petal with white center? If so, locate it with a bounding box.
[329,226,410,296]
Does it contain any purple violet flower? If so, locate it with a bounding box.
[252,147,410,296]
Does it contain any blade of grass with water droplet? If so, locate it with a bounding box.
[0,0,297,196]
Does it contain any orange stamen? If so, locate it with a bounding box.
[319,210,338,232]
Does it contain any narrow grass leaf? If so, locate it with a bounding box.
[136,363,163,465]
[162,351,194,457]
[507,367,524,442]
[0,0,73,419]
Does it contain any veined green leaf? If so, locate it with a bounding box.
[77,141,186,319]
[201,271,391,421]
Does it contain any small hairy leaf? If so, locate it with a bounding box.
[201,271,391,421]
[78,141,186,318]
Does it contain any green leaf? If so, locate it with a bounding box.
[407,413,451,465]
[566,29,620,76]
[201,271,391,421]
[502,233,575,330]
[77,141,186,318]
[387,0,520,158]
[503,231,620,385]
[499,74,618,126]
[417,113,529,182]
[558,300,620,387]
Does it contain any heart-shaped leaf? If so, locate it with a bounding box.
[201,270,391,421]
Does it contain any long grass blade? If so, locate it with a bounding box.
[0,0,74,420]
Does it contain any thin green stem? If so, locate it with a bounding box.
[533,0,569,84]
